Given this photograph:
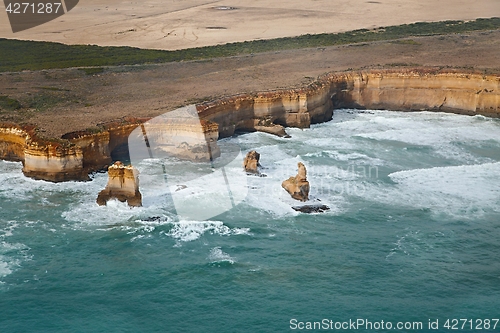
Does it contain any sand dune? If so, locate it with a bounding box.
[0,0,498,50]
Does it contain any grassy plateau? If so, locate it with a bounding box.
[0,17,499,72]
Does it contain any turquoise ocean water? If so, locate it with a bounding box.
[1,110,499,332]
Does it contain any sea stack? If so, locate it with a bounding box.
[282,162,310,201]
[243,150,261,174]
[96,161,142,207]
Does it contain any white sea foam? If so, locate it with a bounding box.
[304,150,385,165]
[0,222,16,282]
[386,229,422,259]
[347,111,500,163]
[4,110,500,235]
[358,126,500,147]
[389,162,500,202]
[208,247,235,264]
[376,162,500,217]
[0,237,31,283]
[0,161,108,207]
[163,220,250,243]
[0,260,12,285]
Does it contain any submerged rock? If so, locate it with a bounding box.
[243,150,261,174]
[143,216,162,222]
[281,162,310,201]
[96,161,142,207]
[292,204,330,213]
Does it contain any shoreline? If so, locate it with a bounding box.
[0,67,498,182]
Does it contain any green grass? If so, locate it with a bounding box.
[0,17,499,72]
[26,91,72,111]
[0,95,21,110]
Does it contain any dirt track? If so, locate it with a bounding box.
[0,29,499,138]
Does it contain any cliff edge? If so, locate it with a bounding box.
[0,68,498,182]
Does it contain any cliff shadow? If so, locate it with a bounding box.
[110,142,131,165]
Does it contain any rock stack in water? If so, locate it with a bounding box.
[243,150,261,174]
[96,161,142,207]
[282,162,310,202]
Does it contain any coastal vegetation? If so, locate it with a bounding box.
[0,17,499,72]
[0,95,21,110]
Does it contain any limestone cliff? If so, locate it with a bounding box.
[0,125,29,162]
[96,162,142,207]
[195,69,499,140]
[23,142,88,182]
[130,112,221,162]
[196,82,334,138]
[0,123,89,181]
[328,69,500,116]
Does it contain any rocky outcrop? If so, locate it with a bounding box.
[292,204,330,213]
[243,150,261,174]
[96,161,142,207]
[282,162,310,202]
[0,68,499,182]
[253,117,290,138]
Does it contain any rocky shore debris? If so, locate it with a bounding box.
[175,184,188,192]
[281,162,310,202]
[253,118,291,138]
[292,204,330,213]
[96,161,142,207]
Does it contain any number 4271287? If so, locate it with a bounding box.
[5,2,63,14]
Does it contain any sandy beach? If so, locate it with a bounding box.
[0,0,499,50]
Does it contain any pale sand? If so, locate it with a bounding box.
[0,0,499,50]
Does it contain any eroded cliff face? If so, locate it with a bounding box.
[195,69,499,140]
[0,126,29,162]
[23,143,88,182]
[0,124,89,181]
[62,123,141,171]
[197,82,334,138]
[328,70,500,116]
[0,69,498,182]
[130,116,221,162]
